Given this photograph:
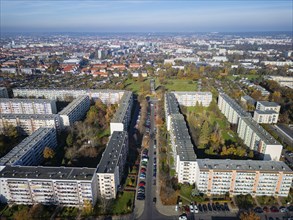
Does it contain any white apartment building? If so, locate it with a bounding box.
[13,88,125,104]
[267,76,293,89]
[0,128,57,166]
[169,114,197,184]
[59,96,90,126]
[212,56,228,62]
[0,87,9,98]
[0,114,61,135]
[237,117,283,161]
[172,91,212,107]
[261,61,293,66]
[96,131,128,199]
[110,91,133,134]
[0,98,57,114]
[218,93,250,124]
[164,93,180,131]
[0,166,98,207]
[256,101,281,113]
[253,110,279,124]
[195,159,293,197]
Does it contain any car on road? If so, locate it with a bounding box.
[203,204,208,212]
[175,205,178,212]
[198,204,203,212]
[194,204,199,213]
[270,206,279,212]
[208,203,212,211]
[254,207,263,213]
[287,205,293,211]
[137,195,145,200]
[138,181,145,187]
[140,168,146,172]
[153,197,157,203]
[153,172,156,177]
[212,203,217,211]
[179,213,187,220]
[190,204,194,213]
[139,175,146,180]
[279,206,287,213]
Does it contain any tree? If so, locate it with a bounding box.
[14,207,32,220]
[271,91,281,102]
[43,147,55,159]
[66,133,74,146]
[251,90,262,100]
[82,200,93,216]
[3,125,18,139]
[199,121,210,147]
[240,211,260,220]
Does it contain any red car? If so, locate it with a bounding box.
[139,181,145,187]
[141,168,146,172]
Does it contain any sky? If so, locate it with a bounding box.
[1,0,292,32]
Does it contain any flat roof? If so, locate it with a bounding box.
[0,113,59,120]
[97,131,128,173]
[171,114,197,161]
[58,95,89,115]
[0,165,96,181]
[257,101,280,107]
[0,128,55,166]
[241,117,281,145]
[111,91,132,123]
[197,159,293,173]
[220,93,250,118]
[0,98,54,103]
[165,93,180,115]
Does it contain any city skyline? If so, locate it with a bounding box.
[1,0,292,32]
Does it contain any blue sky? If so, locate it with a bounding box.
[1,0,292,32]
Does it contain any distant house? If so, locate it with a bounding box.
[129,63,142,69]
[112,64,126,70]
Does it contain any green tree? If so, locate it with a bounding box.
[66,133,74,146]
[199,121,210,147]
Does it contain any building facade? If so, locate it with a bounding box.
[0,128,57,166]
[172,91,212,107]
[110,91,133,134]
[195,159,293,197]
[0,87,9,98]
[0,166,98,207]
[0,98,57,115]
[96,131,128,199]
[0,114,61,135]
[253,110,279,124]
[237,117,283,161]
[59,96,90,126]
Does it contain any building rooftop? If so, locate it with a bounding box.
[97,131,128,173]
[241,117,281,145]
[257,101,280,107]
[58,95,89,116]
[111,91,132,123]
[165,93,180,115]
[197,159,293,173]
[0,128,55,166]
[0,165,96,181]
[241,95,255,102]
[220,93,250,118]
[0,113,59,120]
[0,98,54,104]
[170,114,197,161]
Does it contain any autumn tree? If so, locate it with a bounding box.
[66,133,74,146]
[271,91,281,102]
[240,211,260,220]
[250,90,262,100]
[43,147,55,159]
[199,121,210,148]
[82,200,93,216]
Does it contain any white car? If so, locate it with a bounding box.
[194,205,199,213]
[175,205,178,211]
[280,207,288,213]
[190,204,194,213]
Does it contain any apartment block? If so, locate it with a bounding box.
[195,159,293,197]
[59,96,90,126]
[237,117,283,161]
[267,76,293,89]
[218,93,250,124]
[13,88,125,104]
[96,131,128,199]
[0,128,57,166]
[164,93,180,131]
[256,101,281,113]
[253,110,279,124]
[0,114,61,135]
[0,87,9,98]
[172,91,212,107]
[169,114,197,184]
[0,98,57,114]
[0,166,98,207]
[110,91,133,134]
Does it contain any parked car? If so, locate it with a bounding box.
[212,203,217,211]
[194,204,199,213]
[270,206,279,212]
[254,207,263,213]
[138,181,145,187]
[203,204,208,212]
[175,205,178,212]
[263,206,269,212]
[279,206,287,213]
[198,204,203,212]
[208,203,212,211]
[190,204,194,213]
[153,197,157,203]
[224,203,230,211]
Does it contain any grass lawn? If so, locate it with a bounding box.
[124,78,150,93]
[112,191,135,215]
[162,79,198,91]
[179,184,193,201]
